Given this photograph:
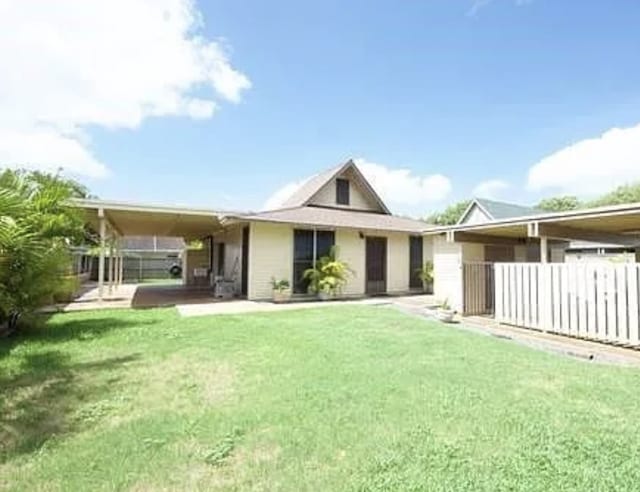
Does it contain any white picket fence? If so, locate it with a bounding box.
[494,263,640,347]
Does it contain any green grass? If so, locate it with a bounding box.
[2,306,640,491]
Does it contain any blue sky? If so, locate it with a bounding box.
[2,0,640,216]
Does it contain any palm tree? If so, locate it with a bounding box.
[0,170,88,335]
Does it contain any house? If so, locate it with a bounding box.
[76,159,433,301]
[454,197,565,263]
[74,168,640,348]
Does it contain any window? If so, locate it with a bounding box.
[336,178,350,205]
[293,229,335,294]
[409,236,423,289]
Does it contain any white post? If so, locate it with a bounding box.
[540,236,548,264]
[119,248,124,286]
[108,240,114,294]
[98,211,106,302]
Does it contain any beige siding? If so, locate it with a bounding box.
[308,167,383,212]
[248,222,293,300]
[433,236,463,311]
[387,233,410,293]
[423,235,434,264]
[335,229,365,295]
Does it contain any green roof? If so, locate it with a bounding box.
[474,198,540,220]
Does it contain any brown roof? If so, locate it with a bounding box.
[277,159,390,214]
[241,206,429,233]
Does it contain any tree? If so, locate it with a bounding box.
[536,196,581,212]
[425,200,470,225]
[0,169,88,335]
[590,182,640,207]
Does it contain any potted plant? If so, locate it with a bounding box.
[270,278,291,303]
[416,261,434,293]
[303,247,352,300]
[435,298,456,323]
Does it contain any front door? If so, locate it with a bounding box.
[366,237,387,295]
[241,226,249,297]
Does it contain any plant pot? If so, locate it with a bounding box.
[272,288,291,303]
[318,291,332,301]
[435,308,456,323]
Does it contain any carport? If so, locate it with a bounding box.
[428,202,640,348]
[74,198,233,303]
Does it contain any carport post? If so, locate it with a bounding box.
[108,241,114,294]
[119,246,124,287]
[98,209,106,302]
[540,236,549,263]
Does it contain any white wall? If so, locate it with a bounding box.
[433,236,463,311]
[387,232,410,293]
[246,223,419,299]
[248,222,293,300]
[335,229,365,295]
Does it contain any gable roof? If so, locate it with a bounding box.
[458,198,540,224]
[277,159,391,214]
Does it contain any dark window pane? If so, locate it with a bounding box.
[409,236,423,289]
[336,178,350,205]
[294,230,314,261]
[316,230,335,259]
[293,230,314,293]
[293,260,313,294]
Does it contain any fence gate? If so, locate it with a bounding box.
[463,262,495,315]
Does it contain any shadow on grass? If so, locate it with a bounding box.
[0,315,160,360]
[0,349,141,463]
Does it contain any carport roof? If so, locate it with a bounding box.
[73,198,235,239]
[426,201,640,244]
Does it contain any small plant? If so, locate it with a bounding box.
[303,247,352,298]
[271,277,292,303]
[416,261,434,292]
[270,278,290,292]
[440,298,451,311]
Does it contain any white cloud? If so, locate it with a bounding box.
[262,159,452,213]
[527,123,640,195]
[0,0,251,178]
[472,179,509,199]
[354,159,451,207]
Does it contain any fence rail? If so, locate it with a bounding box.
[494,263,640,347]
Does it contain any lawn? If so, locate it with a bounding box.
[2,306,640,491]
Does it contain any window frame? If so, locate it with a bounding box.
[336,178,350,206]
[292,228,335,294]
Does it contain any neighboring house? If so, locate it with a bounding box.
[457,198,565,263]
[458,198,540,225]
